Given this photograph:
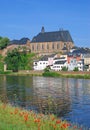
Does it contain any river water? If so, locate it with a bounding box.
[0,75,90,128]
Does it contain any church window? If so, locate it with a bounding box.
[52,43,54,49]
[37,45,38,50]
[47,44,49,49]
[57,43,60,49]
[42,44,44,50]
[32,45,34,50]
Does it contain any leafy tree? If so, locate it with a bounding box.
[18,53,28,70]
[5,49,21,72]
[0,37,10,49]
[5,48,36,71]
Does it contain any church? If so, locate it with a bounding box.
[29,27,74,55]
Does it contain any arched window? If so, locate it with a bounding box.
[32,44,34,50]
[57,43,60,49]
[42,44,44,50]
[52,43,54,49]
[37,44,38,50]
[47,44,49,49]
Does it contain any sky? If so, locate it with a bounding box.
[0,0,90,47]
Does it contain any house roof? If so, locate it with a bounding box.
[54,60,67,64]
[68,53,81,57]
[31,28,73,43]
[10,38,30,45]
[40,53,56,61]
[40,55,48,61]
[72,48,90,54]
[54,57,66,60]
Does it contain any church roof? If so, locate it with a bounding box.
[31,28,73,43]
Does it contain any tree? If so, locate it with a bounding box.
[0,37,10,49]
[5,49,21,72]
[18,53,28,70]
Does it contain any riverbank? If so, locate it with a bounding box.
[0,102,85,130]
[2,70,90,79]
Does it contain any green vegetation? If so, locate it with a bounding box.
[0,55,4,73]
[65,74,90,79]
[61,66,68,71]
[0,102,83,130]
[0,36,10,50]
[43,71,61,77]
[44,66,51,72]
[5,48,21,72]
[4,48,36,72]
[42,69,90,79]
[73,67,79,71]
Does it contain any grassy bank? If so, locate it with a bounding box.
[0,70,90,79]
[42,71,90,79]
[0,102,84,130]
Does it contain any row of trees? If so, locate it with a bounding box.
[0,36,10,49]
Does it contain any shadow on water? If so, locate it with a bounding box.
[0,75,90,128]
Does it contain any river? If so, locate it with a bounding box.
[0,75,90,128]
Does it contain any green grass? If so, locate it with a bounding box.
[0,102,84,130]
[43,71,90,79]
[43,71,61,77]
[0,70,12,75]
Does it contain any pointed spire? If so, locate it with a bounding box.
[41,26,45,33]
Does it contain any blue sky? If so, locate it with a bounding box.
[0,0,90,47]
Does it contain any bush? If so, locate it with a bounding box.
[43,71,61,77]
[61,66,68,71]
[73,67,79,71]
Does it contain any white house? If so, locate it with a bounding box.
[33,56,48,70]
[33,54,57,70]
[51,60,68,71]
[68,59,84,71]
[77,60,84,71]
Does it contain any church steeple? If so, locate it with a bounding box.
[41,26,45,33]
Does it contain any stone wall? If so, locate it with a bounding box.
[0,40,74,56]
[30,41,74,54]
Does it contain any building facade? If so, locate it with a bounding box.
[30,27,74,55]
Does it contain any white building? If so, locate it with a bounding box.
[68,59,84,71]
[33,54,57,70]
[77,60,84,71]
[33,56,48,70]
[51,60,68,71]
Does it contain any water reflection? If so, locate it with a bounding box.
[0,75,90,128]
